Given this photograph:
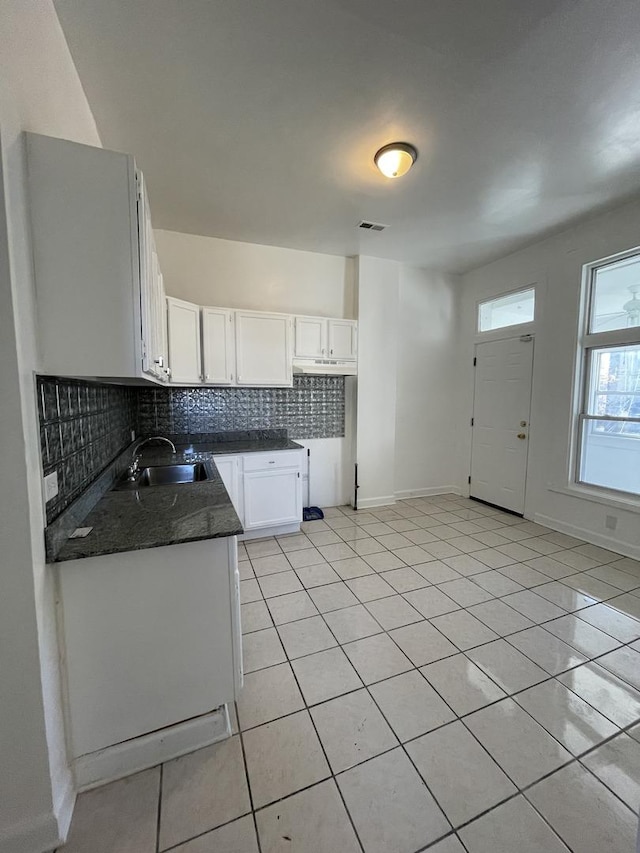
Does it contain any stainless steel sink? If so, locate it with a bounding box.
[114,462,209,490]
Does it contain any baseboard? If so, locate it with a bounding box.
[52,771,76,845]
[74,706,231,792]
[0,810,60,853]
[240,523,300,540]
[534,513,640,561]
[395,486,461,501]
[357,495,397,509]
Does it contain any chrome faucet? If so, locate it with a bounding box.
[127,436,176,480]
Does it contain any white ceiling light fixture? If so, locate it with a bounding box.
[374,142,418,178]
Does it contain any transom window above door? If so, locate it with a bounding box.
[576,249,640,498]
[478,287,535,333]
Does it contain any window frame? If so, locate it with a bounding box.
[476,284,537,338]
[574,246,640,499]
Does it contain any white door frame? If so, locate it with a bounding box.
[469,332,535,514]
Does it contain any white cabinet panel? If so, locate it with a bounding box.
[235,311,292,386]
[137,173,168,381]
[58,539,236,758]
[243,468,302,530]
[202,307,235,384]
[214,455,243,519]
[328,319,357,360]
[295,316,327,358]
[167,297,202,384]
[26,133,167,382]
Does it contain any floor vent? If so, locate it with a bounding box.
[358,220,388,231]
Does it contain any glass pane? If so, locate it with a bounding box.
[587,345,640,419]
[580,418,640,495]
[478,288,535,332]
[590,254,640,333]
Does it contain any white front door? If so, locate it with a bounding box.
[470,336,534,514]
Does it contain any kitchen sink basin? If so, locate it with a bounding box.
[115,462,209,490]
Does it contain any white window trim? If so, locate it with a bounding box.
[475,283,537,338]
[569,245,640,505]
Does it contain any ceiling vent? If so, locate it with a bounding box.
[358,220,388,232]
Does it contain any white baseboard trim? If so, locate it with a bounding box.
[240,523,299,540]
[534,513,640,561]
[0,810,60,853]
[395,486,461,501]
[356,495,397,509]
[52,772,76,845]
[74,706,231,792]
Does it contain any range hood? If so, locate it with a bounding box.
[293,359,357,376]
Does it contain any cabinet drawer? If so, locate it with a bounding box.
[243,450,303,472]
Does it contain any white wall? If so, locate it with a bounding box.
[355,256,400,507]
[155,229,356,317]
[460,197,640,558]
[0,2,101,850]
[395,267,461,498]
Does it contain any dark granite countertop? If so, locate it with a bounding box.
[54,455,243,562]
[176,437,303,456]
[50,431,305,563]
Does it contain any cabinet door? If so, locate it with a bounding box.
[243,469,302,530]
[294,317,327,358]
[137,173,169,382]
[167,297,202,384]
[202,307,235,384]
[328,319,357,360]
[137,173,158,378]
[214,455,243,521]
[235,311,292,386]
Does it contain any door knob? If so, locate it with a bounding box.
[517,433,527,440]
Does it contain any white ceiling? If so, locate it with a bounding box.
[54,0,640,273]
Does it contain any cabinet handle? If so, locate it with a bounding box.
[330,349,333,355]
[205,374,210,382]
[166,368,172,377]
[154,356,164,367]
[230,374,234,381]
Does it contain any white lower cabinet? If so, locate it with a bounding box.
[214,455,243,518]
[57,536,240,788]
[214,449,304,535]
[244,468,302,530]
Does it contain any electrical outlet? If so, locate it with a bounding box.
[605,515,618,531]
[43,471,58,502]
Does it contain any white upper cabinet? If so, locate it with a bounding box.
[328,319,358,360]
[235,311,292,386]
[293,316,357,362]
[138,177,168,381]
[294,316,327,359]
[26,133,167,382]
[202,307,235,384]
[166,297,202,384]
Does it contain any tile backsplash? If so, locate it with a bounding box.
[37,377,137,523]
[38,374,345,523]
[137,375,345,439]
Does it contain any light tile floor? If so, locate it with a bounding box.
[59,495,640,853]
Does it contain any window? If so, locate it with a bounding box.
[478,287,535,332]
[577,251,640,497]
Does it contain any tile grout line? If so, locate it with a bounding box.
[239,565,640,848]
[79,501,639,853]
[155,762,163,853]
